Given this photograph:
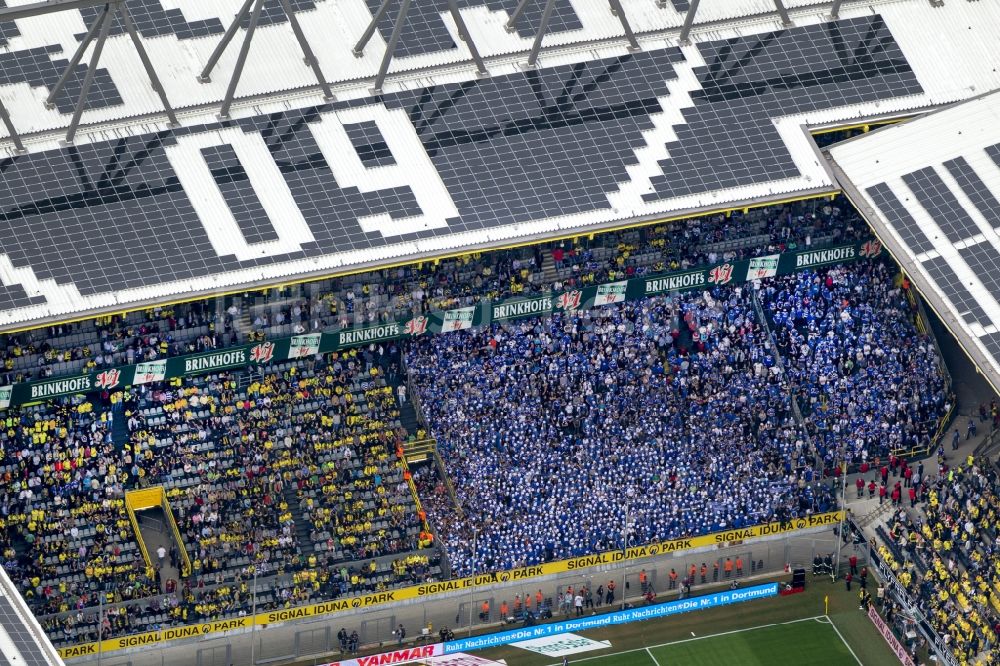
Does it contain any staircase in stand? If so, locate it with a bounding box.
[857,500,894,528]
[282,483,315,557]
[398,398,420,439]
[236,301,253,340]
[540,252,558,287]
[110,402,129,451]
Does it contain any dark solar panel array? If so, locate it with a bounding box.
[0,16,921,314]
[863,142,1000,341]
[921,256,990,326]
[345,120,397,167]
[77,0,318,41]
[986,143,1000,172]
[0,283,39,312]
[0,593,55,666]
[0,0,19,47]
[980,333,1000,360]
[360,1,583,59]
[901,166,982,243]
[0,0,318,121]
[0,47,121,115]
[644,17,921,200]
[201,144,281,245]
[865,182,936,255]
[469,0,582,40]
[957,242,1000,309]
[943,156,1000,230]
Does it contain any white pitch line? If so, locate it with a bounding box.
[544,616,828,666]
[645,646,663,666]
[823,615,863,666]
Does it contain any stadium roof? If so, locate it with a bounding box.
[828,89,1000,395]
[0,568,65,666]
[1,0,999,330]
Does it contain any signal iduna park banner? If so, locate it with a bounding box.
[58,512,841,659]
[2,240,881,411]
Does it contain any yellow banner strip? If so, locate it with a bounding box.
[58,510,843,659]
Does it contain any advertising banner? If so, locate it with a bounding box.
[512,633,611,656]
[443,307,476,332]
[594,281,628,306]
[867,605,916,666]
[5,242,879,411]
[443,584,779,654]
[746,254,780,280]
[319,644,444,666]
[288,333,322,359]
[133,360,167,385]
[57,514,838,659]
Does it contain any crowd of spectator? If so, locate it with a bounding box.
[0,347,439,646]
[0,194,959,653]
[875,452,999,663]
[406,285,834,576]
[0,199,867,387]
[761,262,949,466]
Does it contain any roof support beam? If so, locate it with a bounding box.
[772,0,793,26]
[353,0,392,56]
[526,0,556,67]
[65,1,114,144]
[608,0,640,51]
[372,0,410,93]
[198,0,255,83]
[678,0,700,45]
[357,0,486,79]
[505,0,531,32]
[447,0,487,76]
[202,0,332,108]
[277,0,334,100]
[0,0,107,21]
[119,1,178,125]
[40,0,181,145]
[219,0,265,119]
[0,97,26,153]
[830,0,843,19]
[44,3,108,110]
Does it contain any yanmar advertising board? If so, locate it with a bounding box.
[320,643,443,666]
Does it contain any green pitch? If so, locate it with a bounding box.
[569,617,860,666]
[476,575,900,666]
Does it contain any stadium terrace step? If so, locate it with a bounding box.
[856,500,893,529]
[282,483,315,558]
[110,401,129,451]
[397,394,420,437]
[136,507,182,594]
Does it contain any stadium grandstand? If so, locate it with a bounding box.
[0,0,998,665]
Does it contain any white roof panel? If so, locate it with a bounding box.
[0,0,999,329]
[829,89,1000,392]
